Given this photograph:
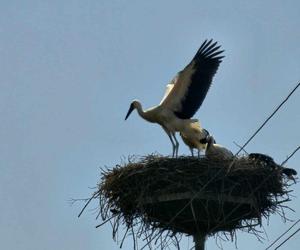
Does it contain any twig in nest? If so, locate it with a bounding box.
[77,192,98,218]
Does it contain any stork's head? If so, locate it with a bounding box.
[207,135,216,144]
[125,100,140,120]
[202,129,210,138]
[199,133,216,145]
[199,129,210,144]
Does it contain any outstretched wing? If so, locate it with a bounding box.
[160,39,224,119]
[159,83,174,105]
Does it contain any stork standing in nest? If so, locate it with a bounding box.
[180,121,209,157]
[125,39,224,157]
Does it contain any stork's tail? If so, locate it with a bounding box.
[249,153,297,179]
[281,167,297,177]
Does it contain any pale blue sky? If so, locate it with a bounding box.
[0,1,299,250]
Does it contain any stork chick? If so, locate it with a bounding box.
[203,135,234,160]
[180,122,209,157]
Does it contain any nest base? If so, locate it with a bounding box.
[141,191,257,235]
[86,154,296,249]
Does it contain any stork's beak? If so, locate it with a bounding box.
[207,135,216,144]
[125,103,134,120]
[209,136,216,144]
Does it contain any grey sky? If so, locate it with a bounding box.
[0,1,299,249]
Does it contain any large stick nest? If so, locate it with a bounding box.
[85,154,296,249]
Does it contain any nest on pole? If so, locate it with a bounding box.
[82,154,297,249]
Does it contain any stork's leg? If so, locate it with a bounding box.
[172,132,179,158]
[190,148,194,157]
[170,136,176,157]
[162,127,176,157]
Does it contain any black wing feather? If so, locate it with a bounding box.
[175,39,224,119]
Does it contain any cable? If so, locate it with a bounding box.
[184,147,300,250]
[196,84,300,249]
[264,219,300,250]
[235,82,300,156]
[281,146,300,166]
[274,227,300,250]
[202,81,300,234]
[139,82,300,250]
[208,145,300,235]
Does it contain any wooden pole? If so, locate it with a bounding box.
[194,233,206,250]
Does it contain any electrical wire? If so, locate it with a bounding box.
[265,219,300,250]
[235,82,300,156]
[274,227,300,250]
[139,81,300,250]
[207,144,300,237]
[281,146,300,166]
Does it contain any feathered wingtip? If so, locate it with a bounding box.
[194,39,225,62]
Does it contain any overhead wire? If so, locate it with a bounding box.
[187,146,300,250]
[235,82,300,156]
[199,81,300,234]
[264,219,300,250]
[281,146,300,166]
[274,227,300,250]
[139,82,300,250]
[207,144,300,239]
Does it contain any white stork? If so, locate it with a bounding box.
[180,121,209,157]
[125,39,224,157]
[203,135,234,160]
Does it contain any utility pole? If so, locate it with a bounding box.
[194,232,206,250]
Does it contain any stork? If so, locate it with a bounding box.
[180,121,209,157]
[249,153,297,180]
[201,135,234,160]
[125,39,224,157]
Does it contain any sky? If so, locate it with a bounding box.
[0,1,299,249]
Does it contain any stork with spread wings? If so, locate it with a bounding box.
[125,39,224,157]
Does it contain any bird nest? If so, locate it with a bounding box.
[79,154,296,249]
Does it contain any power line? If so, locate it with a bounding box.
[281,146,300,166]
[265,219,300,250]
[235,82,300,156]
[274,227,300,250]
[139,81,300,250]
[208,144,300,235]
[183,147,300,250]
[205,81,300,233]
[203,81,300,234]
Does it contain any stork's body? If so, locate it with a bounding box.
[125,40,224,157]
[204,135,234,160]
[128,101,199,156]
[180,121,209,157]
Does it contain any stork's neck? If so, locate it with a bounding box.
[135,102,155,122]
[135,102,147,119]
[206,138,214,150]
